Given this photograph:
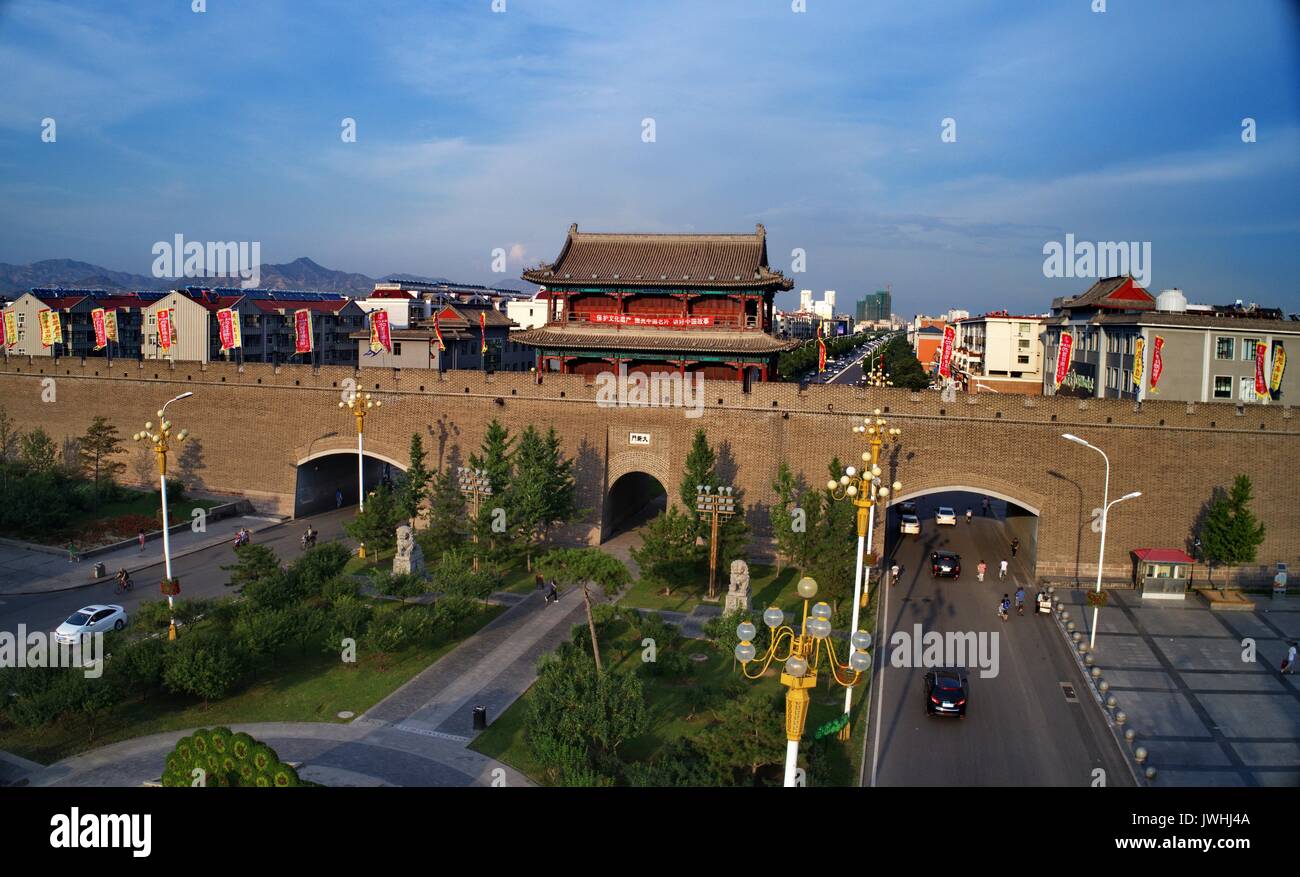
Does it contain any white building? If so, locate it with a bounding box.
[951,311,1046,395]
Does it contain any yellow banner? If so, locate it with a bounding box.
[104,309,119,342]
[3,310,16,348]
[1132,337,1144,388]
[38,310,53,347]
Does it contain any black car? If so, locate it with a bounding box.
[925,668,969,717]
[931,550,961,578]
[898,500,918,517]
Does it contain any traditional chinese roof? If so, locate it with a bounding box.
[424,304,514,329]
[513,325,799,354]
[522,224,795,291]
[1058,276,1154,312]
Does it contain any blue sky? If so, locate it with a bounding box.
[1,0,1297,316]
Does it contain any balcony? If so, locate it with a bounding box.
[560,310,761,331]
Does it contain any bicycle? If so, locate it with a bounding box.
[114,574,134,595]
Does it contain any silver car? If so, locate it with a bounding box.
[55,604,128,644]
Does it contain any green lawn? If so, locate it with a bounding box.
[0,601,504,765]
[46,489,221,549]
[471,591,877,787]
[619,563,800,613]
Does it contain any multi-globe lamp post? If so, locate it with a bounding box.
[695,484,737,601]
[457,466,493,572]
[734,576,872,787]
[865,356,893,388]
[338,392,381,558]
[132,391,193,641]
[826,408,902,738]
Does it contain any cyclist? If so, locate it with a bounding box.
[997,595,1010,622]
[965,508,973,524]
[115,568,133,594]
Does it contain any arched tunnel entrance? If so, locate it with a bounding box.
[603,471,668,540]
[294,452,407,518]
[884,487,1039,580]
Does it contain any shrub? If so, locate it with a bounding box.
[110,636,166,696]
[162,635,246,703]
[160,728,301,788]
[320,574,361,603]
[291,542,351,595]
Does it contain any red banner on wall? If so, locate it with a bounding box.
[938,324,956,379]
[1149,335,1164,394]
[479,311,487,354]
[433,313,446,351]
[1053,331,1073,389]
[217,308,238,351]
[91,308,107,349]
[817,324,827,372]
[589,312,716,328]
[1255,340,1268,399]
[371,310,391,354]
[157,308,172,351]
[294,308,313,355]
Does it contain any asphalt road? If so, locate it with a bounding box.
[866,493,1132,787]
[0,508,354,637]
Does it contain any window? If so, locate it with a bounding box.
[1239,376,1255,402]
[1018,338,1030,349]
[1241,338,1259,361]
[1125,335,1134,355]
[1017,355,1030,365]
[1215,336,1234,359]
[393,343,402,355]
[1018,323,1030,335]
[1213,376,1232,398]
[1123,369,1130,389]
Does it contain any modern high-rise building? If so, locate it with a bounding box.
[857,289,891,323]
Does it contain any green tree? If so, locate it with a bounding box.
[162,636,246,703]
[343,483,403,561]
[799,458,856,617]
[19,427,58,473]
[421,468,468,557]
[679,429,716,538]
[770,462,803,573]
[469,419,515,559]
[79,415,127,495]
[536,548,631,672]
[693,688,787,784]
[630,506,701,595]
[1199,474,1267,588]
[0,405,20,464]
[397,433,432,526]
[509,426,552,570]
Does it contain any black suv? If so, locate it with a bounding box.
[924,668,969,717]
[930,550,961,578]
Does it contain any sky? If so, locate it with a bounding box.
[1,0,1298,316]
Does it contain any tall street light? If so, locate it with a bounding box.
[339,392,381,558]
[734,576,872,787]
[1061,433,1142,649]
[827,408,902,738]
[457,466,493,572]
[132,391,192,641]
[695,484,737,601]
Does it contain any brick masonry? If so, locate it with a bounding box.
[4,357,1297,585]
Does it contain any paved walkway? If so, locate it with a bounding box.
[0,514,283,596]
[6,584,598,787]
[1063,587,1300,786]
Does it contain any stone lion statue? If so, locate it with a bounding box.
[729,559,750,593]
[395,525,414,560]
[393,524,425,577]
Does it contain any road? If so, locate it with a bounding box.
[866,493,1132,787]
[0,508,354,637]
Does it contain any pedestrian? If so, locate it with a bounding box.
[67,541,79,563]
[977,560,987,582]
[1283,642,1297,675]
[545,580,559,606]
[1014,586,1025,616]
[965,508,973,524]
[999,558,1008,580]
[335,488,343,509]
[535,573,544,591]
[137,529,146,553]
[982,497,990,517]
[1010,537,1020,558]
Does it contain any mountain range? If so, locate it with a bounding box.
[0,257,532,297]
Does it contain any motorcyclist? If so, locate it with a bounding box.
[965,508,973,524]
[302,525,316,548]
[998,595,1011,621]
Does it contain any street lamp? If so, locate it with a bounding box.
[826,408,902,738]
[734,576,872,787]
[339,392,381,558]
[1061,434,1142,648]
[457,466,493,572]
[132,391,193,641]
[975,383,1001,394]
[695,484,737,601]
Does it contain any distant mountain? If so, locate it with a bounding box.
[0,256,535,298]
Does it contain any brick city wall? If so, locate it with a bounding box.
[4,357,1297,585]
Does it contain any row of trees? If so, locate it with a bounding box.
[776,331,881,381]
[877,333,931,390]
[769,460,858,620]
[630,430,750,595]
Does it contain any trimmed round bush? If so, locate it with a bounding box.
[250,744,275,772]
[231,732,255,761]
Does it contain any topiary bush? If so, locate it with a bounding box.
[160,727,304,788]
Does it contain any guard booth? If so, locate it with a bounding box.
[1132,548,1195,600]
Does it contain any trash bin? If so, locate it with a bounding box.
[472,705,488,731]
[92,562,106,580]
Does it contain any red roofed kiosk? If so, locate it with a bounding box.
[1132,548,1195,600]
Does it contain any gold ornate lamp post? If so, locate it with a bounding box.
[734,576,873,786]
[132,391,193,642]
[338,392,381,558]
[826,408,902,738]
[695,484,736,601]
[457,466,493,572]
[865,354,893,388]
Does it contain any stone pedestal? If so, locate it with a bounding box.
[393,524,426,578]
[723,559,751,615]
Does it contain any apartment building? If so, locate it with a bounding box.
[951,312,1046,394]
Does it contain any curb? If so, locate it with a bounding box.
[0,514,292,597]
[1046,587,1148,788]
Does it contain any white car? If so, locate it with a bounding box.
[900,513,921,535]
[935,506,957,526]
[55,604,127,644]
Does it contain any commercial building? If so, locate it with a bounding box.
[514,224,797,382]
[910,318,948,372]
[1043,277,1298,403]
[951,312,1046,394]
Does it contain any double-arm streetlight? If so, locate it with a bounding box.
[827,408,902,737]
[132,391,192,641]
[734,576,872,787]
[695,484,737,600]
[1061,433,1142,649]
[457,466,493,572]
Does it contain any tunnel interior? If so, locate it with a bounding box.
[603,471,668,540]
[884,488,1039,578]
[295,454,406,518]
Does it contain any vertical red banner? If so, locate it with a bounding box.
[817,324,827,371]
[91,308,107,349]
[217,308,235,351]
[1255,340,1268,399]
[294,308,313,354]
[157,308,172,351]
[433,312,446,351]
[374,310,391,352]
[1053,331,1073,389]
[938,324,956,378]
[479,311,487,354]
[1149,335,1164,394]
